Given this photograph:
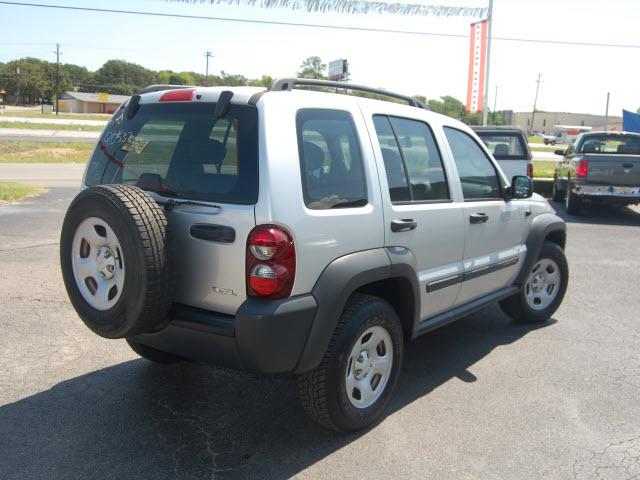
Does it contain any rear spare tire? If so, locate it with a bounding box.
[60,185,174,339]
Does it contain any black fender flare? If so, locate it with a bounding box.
[515,212,566,286]
[294,248,420,374]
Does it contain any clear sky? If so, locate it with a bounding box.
[1,0,639,115]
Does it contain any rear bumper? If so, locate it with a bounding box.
[134,295,317,374]
[575,184,640,203]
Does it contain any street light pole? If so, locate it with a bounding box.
[481,0,493,126]
[493,85,498,125]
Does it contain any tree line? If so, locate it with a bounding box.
[0,55,498,124]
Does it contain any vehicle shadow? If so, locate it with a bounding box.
[552,200,640,226]
[0,306,554,480]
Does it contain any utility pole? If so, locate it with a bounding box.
[604,92,610,132]
[481,0,493,126]
[530,73,542,133]
[15,61,19,106]
[204,51,213,86]
[492,85,498,125]
[55,43,60,116]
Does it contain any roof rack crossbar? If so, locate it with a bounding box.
[269,78,428,110]
[138,84,197,95]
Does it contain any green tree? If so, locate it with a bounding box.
[62,63,90,87]
[89,60,155,95]
[297,56,326,79]
[0,57,72,104]
[219,71,248,86]
[249,75,274,87]
[427,95,466,119]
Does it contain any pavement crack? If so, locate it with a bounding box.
[0,242,59,253]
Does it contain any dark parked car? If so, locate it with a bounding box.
[552,131,640,214]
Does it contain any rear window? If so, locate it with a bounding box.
[578,134,640,154]
[85,102,258,204]
[475,131,528,160]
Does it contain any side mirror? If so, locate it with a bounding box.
[510,175,533,199]
[554,149,565,156]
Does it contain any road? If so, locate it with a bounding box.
[0,127,99,144]
[1,178,639,479]
[1,116,108,127]
[0,163,85,187]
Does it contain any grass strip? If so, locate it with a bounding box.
[0,181,46,202]
[0,141,93,163]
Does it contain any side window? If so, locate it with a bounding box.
[373,115,450,203]
[297,109,367,210]
[444,127,502,200]
[373,116,410,202]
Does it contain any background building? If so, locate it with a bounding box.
[512,111,622,134]
[58,91,129,114]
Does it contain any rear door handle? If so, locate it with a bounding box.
[391,219,417,232]
[470,213,489,224]
[623,163,633,169]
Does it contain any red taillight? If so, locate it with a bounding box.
[576,159,588,178]
[247,225,295,299]
[159,88,196,102]
[527,162,533,178]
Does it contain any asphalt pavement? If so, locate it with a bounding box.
[0,163,85,187]
[1,182,639,480]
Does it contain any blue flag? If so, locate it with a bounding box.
[623,110,640,133]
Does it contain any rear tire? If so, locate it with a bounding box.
[297,294,404,432]
[551,178,565,202]
[126,338,183,364]
[500,241,568,324]
[565,186,582,215]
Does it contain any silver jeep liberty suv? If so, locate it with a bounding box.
[60,79,568,432]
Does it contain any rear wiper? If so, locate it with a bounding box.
[160,198,222,212]
[330,199,368,209]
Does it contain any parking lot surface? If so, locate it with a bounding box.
[1,186,639,480]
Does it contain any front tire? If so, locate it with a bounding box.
[500,241,568,324]
[297,294,404,432]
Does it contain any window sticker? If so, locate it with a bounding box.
[121,136,150,154]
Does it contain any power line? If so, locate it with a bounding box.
[1,1,639,49]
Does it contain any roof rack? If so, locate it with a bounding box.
[269,78,428,110]
[138,84,197,95]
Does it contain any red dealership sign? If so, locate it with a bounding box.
[466,20,488,113]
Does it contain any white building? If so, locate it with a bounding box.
[512,111,622,134]
[58,91,129,114]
